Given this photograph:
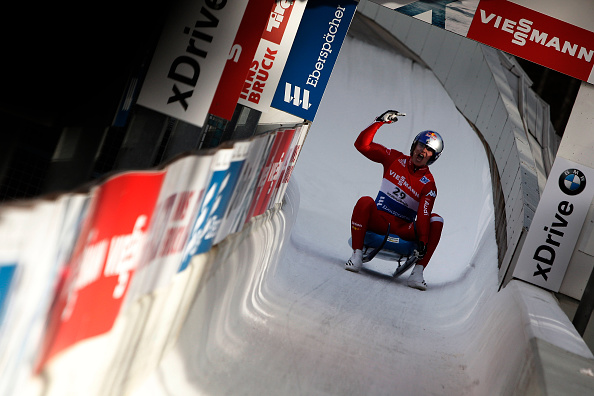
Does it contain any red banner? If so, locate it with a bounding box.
[262,0,296,45]
[36,171,164,370]
[467,0,594,81]
[247,129,296,219]
[209,1,275,120]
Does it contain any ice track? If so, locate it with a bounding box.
[132,37,512,395]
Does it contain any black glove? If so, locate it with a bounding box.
[375,110,405,124]
[416,242,427,259]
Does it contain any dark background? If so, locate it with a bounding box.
[0,2,171,200]
[0,3,581,201]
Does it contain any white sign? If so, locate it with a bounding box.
[514,157,594,291]
[137,0,249,127]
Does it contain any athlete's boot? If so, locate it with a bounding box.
[345,249,363,272]
[407,264,427,291]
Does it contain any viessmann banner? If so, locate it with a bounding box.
[373,0,594,84]
[271,0,358,121]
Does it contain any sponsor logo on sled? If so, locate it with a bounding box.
[513,157,594,292]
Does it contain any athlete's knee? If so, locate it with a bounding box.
[430,213,444,224]
[429,214,444,244]
[356,196,375,206]
[354,196,376,213]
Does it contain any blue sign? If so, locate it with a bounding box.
[179,168,228,272]
[0,264,17,326]
[271,0,358,121]
[396,0,459,29]
[178,156,245,272]
[208,156,246,242]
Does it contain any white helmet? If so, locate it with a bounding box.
[410,130,444,165]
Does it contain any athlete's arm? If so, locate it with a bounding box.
[415,184,437,245]
[354,122,393,164]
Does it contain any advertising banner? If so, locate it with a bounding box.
[245,130,282,221]
[0,196,89,392]
[237,0,308,113]
[36,172,164,368]
[268,126,302,209]
[125,154,213,303]
[264,128,297,212]
[0,264,16,327]
[137,0,250,127]
[179,148,234,271]
[271,0,358,121]
[216,133,275,238]
[371,1,479,36]
[247,129,296,219]
[0,205,31,335]
[466,0,594,83]
[0,205,35,390]
[373,0,594,83]
[212,141,251,245]
[209,0,275,120]
[272,124,309,206]
[513,157,594,292]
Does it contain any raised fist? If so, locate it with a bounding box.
[375,110,405,124]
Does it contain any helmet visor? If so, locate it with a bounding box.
[416,141,435,156]
[418,132,442,154]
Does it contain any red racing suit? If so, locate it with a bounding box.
[350,121,443,267]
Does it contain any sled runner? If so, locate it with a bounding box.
[348,226,420,278]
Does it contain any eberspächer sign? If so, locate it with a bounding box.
[271,0,358,121]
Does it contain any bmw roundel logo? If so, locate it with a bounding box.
[559,169,586,196]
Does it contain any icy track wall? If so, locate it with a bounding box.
[355,0,592,391]
[0,124,309,396]
[356,1,558,282]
